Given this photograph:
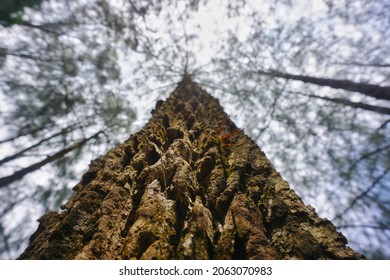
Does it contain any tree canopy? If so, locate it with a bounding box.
[0,0,389,259]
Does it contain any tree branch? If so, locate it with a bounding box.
[0,127,76,166]
[0,131,102,189]
[258,69,390,101]
[334,169,390,221]
[294,91,390,115]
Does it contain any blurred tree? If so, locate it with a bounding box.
[0,0,44,26]
[257,69,390,101]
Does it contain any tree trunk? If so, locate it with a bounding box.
[297,92,390,115]
[0,126,76,166]
[0,130,102,189]
[257,69,390,101]
[18,76,365,259]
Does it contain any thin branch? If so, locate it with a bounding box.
[0,50,60,62]
[257,69,390,101]
[334,169,390,221]
[347,144,390,175]
[335,62,390,68]
[0,130,103,189]
[19,21,64,35]
[294,91,390,115]
[0,127,74,166]
[377,119,390,132]
[0,125,82,165]
[255,80,288,141]
[0,124,55,145]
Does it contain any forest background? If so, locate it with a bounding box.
[0,0,389,259]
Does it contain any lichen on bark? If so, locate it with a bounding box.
[18,76,365,260]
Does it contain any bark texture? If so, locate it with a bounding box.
[18,76,365,259]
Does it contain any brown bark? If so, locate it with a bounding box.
[18,76,365,259]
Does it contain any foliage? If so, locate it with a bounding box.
[0,0,45,26]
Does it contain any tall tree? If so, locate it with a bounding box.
[2,0,388,260]
[0,130,103,188]
[18,77,364,260]
[257,69,390,101]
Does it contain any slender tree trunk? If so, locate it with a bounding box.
[18,76,365,259]
[0,131,102,188]
[0,124,51,144]
[0,127,75,166]
[297,92,390,115]
[258,69,390,101]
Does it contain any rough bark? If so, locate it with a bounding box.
[18,76,365,259]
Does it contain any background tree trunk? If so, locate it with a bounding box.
[257,69,390,101]
[18,76,365,259]
[0,131,102,188]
